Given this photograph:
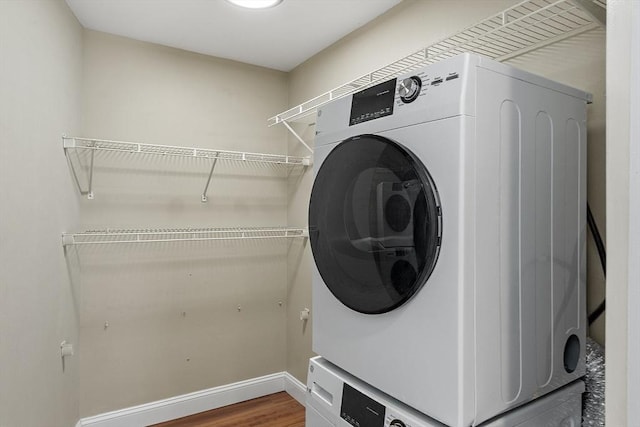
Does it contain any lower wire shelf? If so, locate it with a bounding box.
[62,227,308,246]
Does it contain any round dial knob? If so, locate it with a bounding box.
[398,76,422,103]
[390,420,406,427]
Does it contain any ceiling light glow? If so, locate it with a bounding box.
[226,0,283,9]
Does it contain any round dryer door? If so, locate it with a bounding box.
[309,134,442,314]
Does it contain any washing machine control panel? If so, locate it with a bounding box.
[308,357,441,427]
[348,66,463,127]
[340,383,418,427]
[394,70,461,108]
[341,383,386,426]
[349,78,397,126]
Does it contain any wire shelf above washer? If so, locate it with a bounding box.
[268,0,605,126]
[62,227,309,246]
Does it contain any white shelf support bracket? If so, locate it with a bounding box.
[201,154,219,203]
[61,234,75,247]
[282,120,313,154]
[63,136,89,198]
[87,149,95,200]
[572,0,606,27]
[62,135,75,149]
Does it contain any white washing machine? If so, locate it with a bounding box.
[308,53,591,426]
[306,356,584,427]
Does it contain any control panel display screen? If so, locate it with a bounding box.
[340,383,385,427]
[350,79,396,126]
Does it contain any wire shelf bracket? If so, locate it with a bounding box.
[281,120,314,154]
[62,227,309,247]
[268,0,606,127]
[62,136,311,201]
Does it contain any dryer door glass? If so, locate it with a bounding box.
[309,134,441,314]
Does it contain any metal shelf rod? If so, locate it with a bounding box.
[201,153,219,203]
[281,121,314,153]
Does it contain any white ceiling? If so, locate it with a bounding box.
[65,0,402,72]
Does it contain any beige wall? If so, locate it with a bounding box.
[286,0,607,383]
[77,31,292,416]
[0,1,83,426]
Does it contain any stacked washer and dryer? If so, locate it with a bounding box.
[306,53,591,427]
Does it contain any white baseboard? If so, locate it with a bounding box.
[77,371,302,427]
[284,371,307,405]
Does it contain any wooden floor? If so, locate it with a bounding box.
[149,392,305,427]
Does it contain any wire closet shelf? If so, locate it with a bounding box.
[63,136,311,201]
[62,227,309,246]
[268,0,605,126]
[63,136,311,166]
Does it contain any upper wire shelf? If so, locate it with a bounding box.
[63,136,311,201]
[268,0,606,126]
[62,227,308,246]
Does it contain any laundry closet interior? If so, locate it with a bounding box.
[1,0,634,426]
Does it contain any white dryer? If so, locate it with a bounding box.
[308,53,590,427]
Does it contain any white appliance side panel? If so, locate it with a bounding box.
[497,99,523,404]
[306,405,336,427]
[474,67,587,424]
[476,55,591,103]
[312,117,474,427]
[306,358,345,425]
[533,111,554,388]
[481,381,584,427]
